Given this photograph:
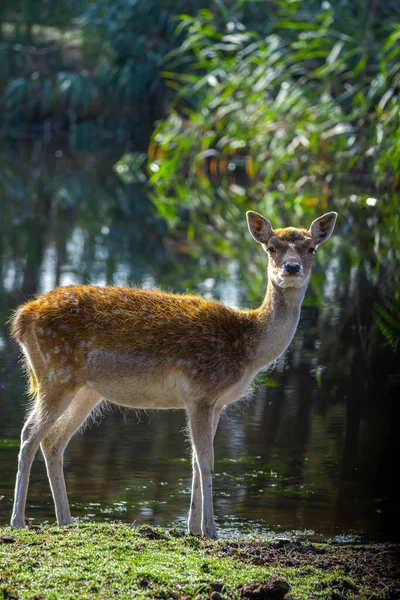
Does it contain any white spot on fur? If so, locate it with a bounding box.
[53,347,60,354]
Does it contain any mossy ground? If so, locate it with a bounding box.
[0,523,399,600]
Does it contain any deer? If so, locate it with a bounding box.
[9,210,337,539]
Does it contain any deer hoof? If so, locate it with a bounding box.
[10,518,26,528]
[203,528,218,540]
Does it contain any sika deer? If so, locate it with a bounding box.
[10,210,337,539]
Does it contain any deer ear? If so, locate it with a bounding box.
[308,212,337,246]
[246,211,274,244]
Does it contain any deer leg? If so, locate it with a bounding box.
[188,452,202,535]
[188,407,220,535]
[11,388,75,528]
[40,386,101,525]
[187,401,218,540]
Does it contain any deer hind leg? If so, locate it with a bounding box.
[187,401,219,540]
[11,385,75,528]
[188,406,220,536]
[40,386,102,525]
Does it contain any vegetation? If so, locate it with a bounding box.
[1,523,399,599]
[144,0,400,345]
[1,0,399,159]
[149,2,400,229]
[0,0,215,145]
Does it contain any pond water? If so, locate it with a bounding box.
[0,141,399,541]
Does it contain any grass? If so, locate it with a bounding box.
[0,523,399,599]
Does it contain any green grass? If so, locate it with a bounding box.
[0,523,398,599]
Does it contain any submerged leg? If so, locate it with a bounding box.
[11,387,75,528]
[40,386,101,525]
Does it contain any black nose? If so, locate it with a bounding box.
[284,262,301,274]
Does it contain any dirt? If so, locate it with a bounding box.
[214,539,400,600]
[0,536,16,544]
[136,525,168,540]
[240,579,290,599]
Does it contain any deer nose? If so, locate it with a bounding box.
[283,262,301,274]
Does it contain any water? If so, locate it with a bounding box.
[0,141,399,541]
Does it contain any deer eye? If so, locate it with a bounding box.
[266,247,276,254]
[309,248,317,255]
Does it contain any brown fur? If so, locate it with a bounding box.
[273,227,311,243]
[11,285,256,396]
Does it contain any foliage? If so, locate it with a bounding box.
[0,0,214,143]
[373,300,400,348]
[1,0,399,160]
[146,1,400,315]
[150,3,400,206]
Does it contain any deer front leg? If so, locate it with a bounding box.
[188,407,220,536]
[187,401,218,540]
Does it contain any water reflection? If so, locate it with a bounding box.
[0,142,399,541]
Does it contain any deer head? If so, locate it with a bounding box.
[247,210,337,289]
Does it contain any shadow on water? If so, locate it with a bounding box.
[0,141,399,541]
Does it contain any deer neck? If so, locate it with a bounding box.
[250,278,308,369]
